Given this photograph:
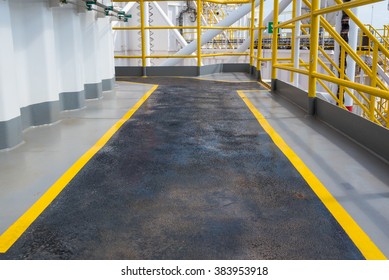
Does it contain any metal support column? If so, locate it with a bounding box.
[308,0,321,114]
[139,0,146,76]
[271,0,279,89]
[197,0,202,69]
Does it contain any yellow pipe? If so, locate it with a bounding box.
[313,72,389,100]
[290,0,296,83]
[308,0,320,98]
[202,53,250,57]
[139,0,146,69]
[271,0,279,80]
[249,0,255,66]
[276,14,310,28]
[339,47,345,107]
[201,26,250,30]
[256,0,264,70]
[370,43,379,121]
[274,65,310,75]
[197,0,202,67]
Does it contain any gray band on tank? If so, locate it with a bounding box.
[21,100,60,129]
[59,90,86,110]
[102,78,115,91]
[84,82,103,99]
[0,116,23,150]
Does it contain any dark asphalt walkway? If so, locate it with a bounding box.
[0,78,363,259]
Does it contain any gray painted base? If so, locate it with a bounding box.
[0,116,23,150]
[59,90,86,111]
[21,101,60,130]
[85,83,103,99]
[115,63,251,77]
[272,79,310,112]
[272,78,389,163]
[102,78,115,91]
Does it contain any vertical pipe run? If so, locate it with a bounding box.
[293,0,302,86]
[250,0,255,67]
[256,0,264,71]
[308,0,320,100]
[370,43,379,121]
[271,0,279,82]
[339,48,345,106]
[139,0,146,74]
[290,0,296,83]
[144,2,151,67]
[197,0,202,67]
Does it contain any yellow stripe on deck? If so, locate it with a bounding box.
[0,84,159,253]
[237,90,387,260]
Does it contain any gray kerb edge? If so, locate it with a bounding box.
[272,79,389,163]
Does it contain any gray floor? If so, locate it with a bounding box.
[0,82,153,234]
[0,73,388,257]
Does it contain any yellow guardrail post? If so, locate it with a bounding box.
[139,0,146,76]
[197,0,202,69]
[271,0,279,89]
[290,0,296,84]
[250,0,255,68]
[339,47,345,107]
[256,0,264,74]
[308,0,320,114]
[370,43,379,122]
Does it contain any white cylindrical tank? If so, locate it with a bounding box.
[80,11,103,99]
[98,17,116,91]
[9,0,60,129]
[53,5,86,110]
[0,0,23,149]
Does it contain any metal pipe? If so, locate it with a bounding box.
[229,0,292,63]
[271,0,279,80]
[197,0,202,67]
[256,0,264,70]
[249,0,255,66]
[161,0,260,67]
[292,0,301,86]
[308,0,320,99]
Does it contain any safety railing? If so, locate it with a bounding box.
[267,0,389,128]
[112,0,253,67]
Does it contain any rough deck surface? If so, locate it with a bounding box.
[0,78,363,259]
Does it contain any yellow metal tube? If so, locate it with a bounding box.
[256,0,264,70]
[290,0,296,83]
[197,0,202,67]
[370,43,379,121]
[313,72,389,100]
[139,0,146,69]
[201,53,250,57]
[271,0,279,80]
[308,0,320,98]
[249,0,255,66]
[339,48,345,107]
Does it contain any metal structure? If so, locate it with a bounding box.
[109,0,389,128]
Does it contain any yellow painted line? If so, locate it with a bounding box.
[237,90,387,260]
[0,84,159,253]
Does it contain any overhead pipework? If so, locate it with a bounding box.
[49,0,132,22]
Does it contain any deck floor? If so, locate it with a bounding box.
[0,73,388,259]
